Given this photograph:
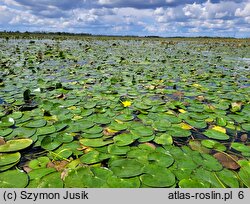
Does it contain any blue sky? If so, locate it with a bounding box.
[0,0,249,37]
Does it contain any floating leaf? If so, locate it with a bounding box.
[203,129,229,140]
[0,170,28,187]
[148,151,174,167]
[0,152,21,166]
[80,138,113,147]
[189,140,210,154]
[108,144,130,155]
[140,164,175,187]
[179,178,208,188]
[201,140,226,151]
[29,172,64,188]
[0,128,13,137]
[168,126,191,137]
[37,125,56,135]
[154,134,173,145]
[109,159,144,178]
[28,157,51,169]
[238,161,250,187]
[0,117,15,127]
[231,143,250,153]
[213,152,240,170]
[64,167,93,188]
[215,169,239,188]
[25,119,47,128]
[113,133,134,146]
[28,168,56,180]
[0,139,33,152]
[80,150,110,164]
[41,136,62,150]
[130,125,154,137]
[212,125,226,134]
[107,176,141,188]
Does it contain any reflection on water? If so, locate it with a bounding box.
[0,97,5,104]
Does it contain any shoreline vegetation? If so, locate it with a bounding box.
[0,31,249,40]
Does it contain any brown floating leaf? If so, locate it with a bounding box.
[213,152,240,170]
[23,165,32,173]
[143,142,156,150]
[240,134,248,142]
[0,138,5,145]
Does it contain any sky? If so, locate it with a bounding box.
[0,0,249,37]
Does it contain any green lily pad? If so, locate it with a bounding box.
[241,123,250,131]
[138,135,155,143]
[41,136,62,150]
[164,115,182,124]
[0,128,13,137]
[0,161,19,171]
[91,114,111,125]
[28,168,56,180]
[215,169,239,188]
[83,125,103,134]
[192,168,222,187]
[0,117,15,128]
[130,125,154,137]
[80,150,110,164]
[81,133,103,139]
[152,120,171,131]
[70,120,94,131]
[108,144,130,155]
[201,140,227,151]
[115,114,134,121]
[203,129,229,140]
[9,111,23,119]
[189,140,211,153]
[29,172,64,188]
[83,101,97,109]
[140,164,176,187]
[85,167,113,188]
[179,178,208,188]
[148,151,174,167]
[238,161,250,187]
[168,126,191,137]
[113,133,134,146]
[0,138,33,152]
[185,118,207,129]
[196,153,223,171]
[154,133,173,145]
[80,138,113,147]
[55,133,74,143]
[81,109,93,117]
[0,170,29,187]
[127,148,152,163]
[24,119,47,128]
[37,125,56,135]
[28,156,50,169]
[0,152,21,166]
[64,167,94,188]
[108,121,127,131]
[10,127,36,138]
[109,159,144,178]
[107,176,141,188]
[231,143,250,153]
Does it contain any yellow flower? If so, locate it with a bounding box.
[121,100,132,107]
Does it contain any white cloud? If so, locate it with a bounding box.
[235,2,250,17]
